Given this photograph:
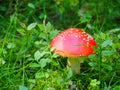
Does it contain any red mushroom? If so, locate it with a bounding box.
[50,28,97,74]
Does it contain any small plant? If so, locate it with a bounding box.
[88,79,100,90]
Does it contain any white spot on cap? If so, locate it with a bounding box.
[68,34,71,36]
[83,38,86,40]
[70,31,72,33]
[86,39,90,42]
[87,34,93,39]
[75,35,78,38]
[58,36,63,38]
[76,29,79,31]
[63,32,67,34]
[87,42,89,45]
[82,32,86,34]
[84,34,88,37]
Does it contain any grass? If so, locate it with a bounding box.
[0,0,120,90]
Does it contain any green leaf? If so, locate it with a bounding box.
[0,58,5,66]
[28,3,35,9]
[109,28,120,34]
[34,50,41,60]
[35,72,49,79]
[46,22,53,30]
[39,33,46,39]
[118,34,120,39]
[57,77,64,85]
[99,32,106,40]
[28,79,36,83]
[102,50,114,56]
[17,29,26,35]
[39,13,47,19]
[39,59,50,68]
[89,62,98,67]
[80,13,92,23]
[102,39,113,48]
[35,72,44,79]
[45,73,49,78]
[19,85,28,90]
[90,79,100,86]
[7,43,16,49]
[49,29,59,39]
[102,63,113,71]
[113,85,120,90]
[37,23,44,30]
[67,68,73,79]
[20,22,26,29]
[52,53,59,58]
[27,23,37,30]
[29,63,40,68]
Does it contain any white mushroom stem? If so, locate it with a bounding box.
[67,57,84,74]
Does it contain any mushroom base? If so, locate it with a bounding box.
[67,57,84,74]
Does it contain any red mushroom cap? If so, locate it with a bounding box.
[50,28,97,57]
